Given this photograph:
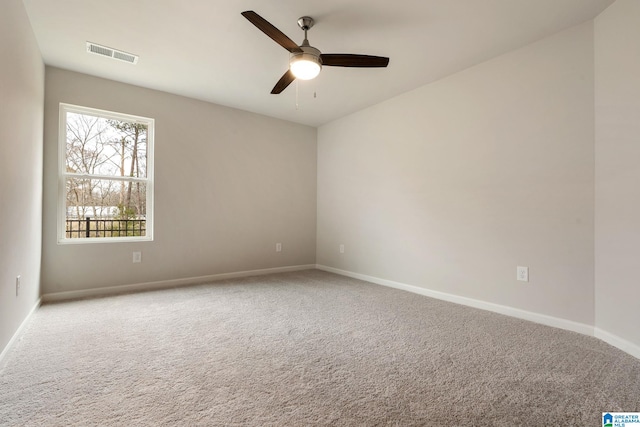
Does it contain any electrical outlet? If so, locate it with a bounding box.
[339,244,345,254]
[16,275,21,296]
[276,243,282,252]
[517,266,529,282]
[133,251,142,263]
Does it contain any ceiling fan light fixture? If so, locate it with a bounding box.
[241,11,389,94]
[290,49,321,80]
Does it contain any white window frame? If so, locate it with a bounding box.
[58,103,154,244]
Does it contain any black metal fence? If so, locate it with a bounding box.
[66,217,146,238]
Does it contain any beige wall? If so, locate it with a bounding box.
[317,23,595,325]
[595,0,640,348]
[0,0,44,354]
[42,68,317,294]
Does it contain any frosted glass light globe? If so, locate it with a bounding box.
[290,58,321,80]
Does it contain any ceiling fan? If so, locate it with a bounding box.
[241,11,390,94]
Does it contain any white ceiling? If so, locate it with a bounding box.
[22,0,613,127]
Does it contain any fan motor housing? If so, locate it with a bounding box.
[291,45,322,64]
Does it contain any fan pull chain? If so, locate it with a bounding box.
[295,80,299,110]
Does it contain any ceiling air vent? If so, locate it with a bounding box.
[86,42,139,64]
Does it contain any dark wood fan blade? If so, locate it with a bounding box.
[320,54,389,67]
[242,11,302,53]
[271,70,296,94]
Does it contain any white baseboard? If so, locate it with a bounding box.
[41,264,316,303]
[594,328,640,360]
[0,298,41,372]
[316,265,595,336]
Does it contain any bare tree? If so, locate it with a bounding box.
[106,120,147,218]
[66,114,116,219]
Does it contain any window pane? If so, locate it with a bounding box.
[60,104,153,243]
[66,112,147,178]
[65,178,147,238]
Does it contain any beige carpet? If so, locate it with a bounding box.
[1,269,639,426]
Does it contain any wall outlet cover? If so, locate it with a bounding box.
[517,266,529,282]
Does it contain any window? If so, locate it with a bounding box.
[58,103,154,243]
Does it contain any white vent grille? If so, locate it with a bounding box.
[86,42,138,64]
